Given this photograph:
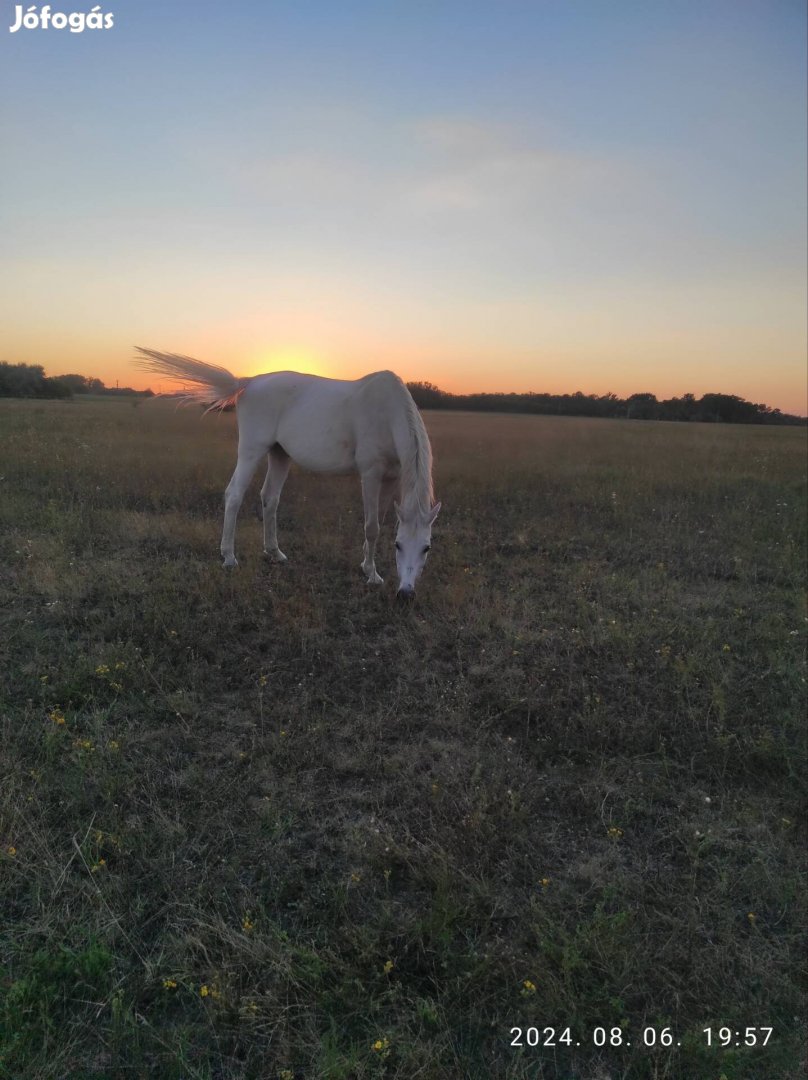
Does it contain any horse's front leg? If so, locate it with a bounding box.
[260,446,291,562]
[360,470,384,585]
[379,474,399,525]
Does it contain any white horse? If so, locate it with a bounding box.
[134,348,441,597]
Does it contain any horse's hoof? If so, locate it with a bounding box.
[222,556,238,569]
[366,573,384,586]
[264,549,288,563]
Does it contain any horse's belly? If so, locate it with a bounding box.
[289,444,356,474]
[277,419,357,474]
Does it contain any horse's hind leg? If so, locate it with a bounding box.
[260,445,291,562]
[221,443,265,568]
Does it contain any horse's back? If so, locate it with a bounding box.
[236,370,405,474]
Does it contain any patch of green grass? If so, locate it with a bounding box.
[0,399,805,1078]
[1,940,116,1076]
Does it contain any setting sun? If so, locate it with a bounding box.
[246,349,329,380]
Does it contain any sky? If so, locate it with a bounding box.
[1,0,806,414]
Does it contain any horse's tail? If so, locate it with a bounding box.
[132,347,249,413]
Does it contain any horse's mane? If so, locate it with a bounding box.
[396,377,434,517]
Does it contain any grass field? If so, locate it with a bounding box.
[1,397,805,1080]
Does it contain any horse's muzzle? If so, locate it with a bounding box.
[396,585,415,602]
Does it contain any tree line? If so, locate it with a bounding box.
[405,382,806,425]
[0,361,803,424]
[0,364,152,400]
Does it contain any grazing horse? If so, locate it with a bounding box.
[133,349,441,596]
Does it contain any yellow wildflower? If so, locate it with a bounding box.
[7,846,16,857]
[607,826,623,840]
[383,959,394,974]
[49,708,66,725]
[95,664,110,676]
[242,915,254,932]
[521,979,537,995]
[371,1037,389,1053]
[162,978,177,990]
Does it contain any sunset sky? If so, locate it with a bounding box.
[1,1,806,413]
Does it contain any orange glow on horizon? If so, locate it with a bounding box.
[31,337,805,418]
[35,349,805,418]
[243,348,330,379]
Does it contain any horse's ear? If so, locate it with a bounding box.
[429,501,442,524]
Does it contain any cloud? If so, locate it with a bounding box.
[237,151,374,204]
[405,115,626,216]
[406,148,602,213]
[209,107,620,223]
[413,116,505,158]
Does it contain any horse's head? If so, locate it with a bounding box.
[394,500,441,599]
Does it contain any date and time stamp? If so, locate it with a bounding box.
[509,1025,775,1051]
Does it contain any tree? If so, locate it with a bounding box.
[57,374,92,394]
[626,392,659,420]
[406,381,451,408]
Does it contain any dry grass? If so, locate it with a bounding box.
[0,397,805,1079]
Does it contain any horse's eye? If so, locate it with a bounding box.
[395,541,402,552]
[423,545,431,554]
